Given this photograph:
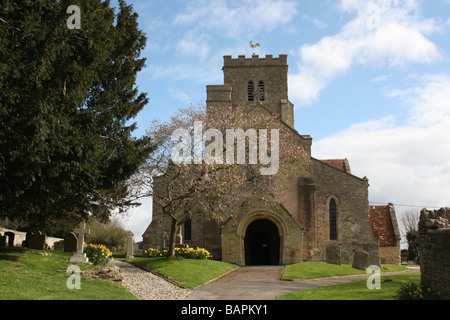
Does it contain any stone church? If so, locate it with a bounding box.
[143,54,382,266]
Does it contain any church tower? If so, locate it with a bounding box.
[207,54,295,129]
[143,53,381,266]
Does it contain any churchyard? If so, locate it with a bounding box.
[0,243,422,300]
[3,206,449,301]
[0,209,447,300]
[0,217,441,301]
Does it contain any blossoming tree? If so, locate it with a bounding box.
[139,104,309,258]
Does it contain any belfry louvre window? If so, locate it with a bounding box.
[329,199,337,240]
[258,81,265,101]
[248,81,255,101]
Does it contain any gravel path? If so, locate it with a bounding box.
[112,260,191,300]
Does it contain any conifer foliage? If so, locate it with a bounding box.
[0,0,153,228]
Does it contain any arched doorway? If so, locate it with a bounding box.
[244,219,280,265]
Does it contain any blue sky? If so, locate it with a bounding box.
[111,0,450,242]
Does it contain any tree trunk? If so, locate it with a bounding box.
[168,216,178,258]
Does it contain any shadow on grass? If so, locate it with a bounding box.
[0,247,26,261]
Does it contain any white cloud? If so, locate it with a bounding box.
[176,38,211,60]
[172,0,297,60]
[372,74,393,82]
[121,198,153,242]
[173,0,297,36]
[302,14,328,29]
[407,74,450,125]
[168,88,193,104]
[151,0,298,84]
[313,74,450,211]
[289,0,442,107]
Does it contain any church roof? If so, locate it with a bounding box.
[319,159,351,174]
[369,204,401,246]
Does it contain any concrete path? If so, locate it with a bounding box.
[188,266,420,300]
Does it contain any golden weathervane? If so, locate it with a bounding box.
[250,41,260,55]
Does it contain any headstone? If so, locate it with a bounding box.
[159,232,169,251]
[70,222,90,264]
[53,240,64,251]
[368,251,381,267]
[326,244,341,265]
[341,249,350,265]
[64,232,78,252]
[308,248,323,262]
[125,231,134,258]
[352,250,369,270]
[27,231,46,250]
[4,231,15,247]
[22,232,29,247]
[0,234,6,247]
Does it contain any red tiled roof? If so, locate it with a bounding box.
[369,205,398,246]
[320,159,347,173]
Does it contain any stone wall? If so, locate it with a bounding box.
[0,227,63,249]
[312,159,379,262]
[419,208,450,300]
[380,246,401,264]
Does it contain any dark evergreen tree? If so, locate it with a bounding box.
[0,0,153,230]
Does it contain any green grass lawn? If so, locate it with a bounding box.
[279,273,421,300]
[0,247,137,300]
[130,257,238,288]
[282,262,408,280]
[1,247,417,301]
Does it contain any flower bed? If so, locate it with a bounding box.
[393,281,442,300]
[84,243,113,266]
[144,247,212,259]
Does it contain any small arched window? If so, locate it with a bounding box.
[329,199,337,240]
[258,81,265,101]
[248,81,255,101]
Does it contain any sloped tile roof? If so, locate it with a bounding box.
[320,159,350,174]
[369,205,399,246]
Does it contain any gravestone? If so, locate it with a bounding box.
[64,232,78,252]
[0,234,6,247]
[125,231,134,258]
[4,231,15,247]
[159,232,169,251]
[326,244,341,265]
[27,231,46,250]
[368,251,381,267]
[352,250,369,270]
[69,222,90,264]
[341,249,350,265]
[53,240,64,251]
